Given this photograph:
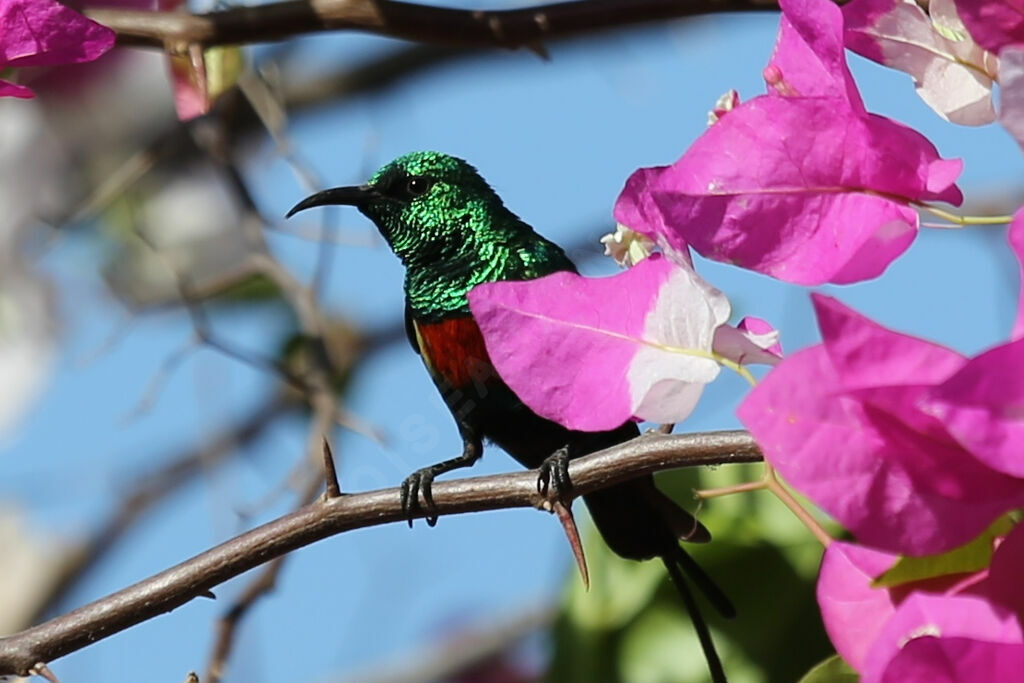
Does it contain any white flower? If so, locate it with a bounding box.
[600,224,656,268]
[707,89,740,126]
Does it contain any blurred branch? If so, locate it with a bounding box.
[87,0,780,50]
[205,557,288,683]
[338,604,554,683]
[192,119,342,450]
[279,45,476,111]
[0,430,761,677]
[25,396,292,626]
[205,471,324,683]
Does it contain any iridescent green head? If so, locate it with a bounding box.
[288,151,515,267]
[288,151,574,318]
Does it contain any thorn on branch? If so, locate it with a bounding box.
[553,501,589,590]
[322,438,342,499]
[526,42,550,60]
[30,662,59,683]
[198,590,217,600]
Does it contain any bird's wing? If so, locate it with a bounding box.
[404,301,421,355]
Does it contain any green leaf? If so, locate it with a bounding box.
[797,655,858,683]
[873,514,1017,588]
[618,605,718,683]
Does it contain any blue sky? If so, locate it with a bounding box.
[3,8,1023,682]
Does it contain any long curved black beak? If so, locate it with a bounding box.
[286,185,378,218]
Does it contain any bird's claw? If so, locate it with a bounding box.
[537,446,572,504]
[400,469,439,527]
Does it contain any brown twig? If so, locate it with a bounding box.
[205,557,287,683]
[25,396,291,626]
[205,474,324,683]
[0,430,761,677]
[86,0,780,50]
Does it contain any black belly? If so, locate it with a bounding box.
[459,377,689,561]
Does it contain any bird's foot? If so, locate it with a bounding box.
[400,467,440,528]
[537,445,572,506]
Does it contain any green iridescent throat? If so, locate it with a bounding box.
[358,151,575,320]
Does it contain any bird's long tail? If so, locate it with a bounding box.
[671,543,735,619]
[582,479,734,682]
[662,550,728,683]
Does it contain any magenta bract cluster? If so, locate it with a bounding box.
[614,0,964,286]
[739,211,1024,678]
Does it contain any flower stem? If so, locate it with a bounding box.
[919,205,1013,227]
[695,479,767,499]
[694,464,833,547]
[649,345,758,386]
[717,355,758,386]
[763,464,832,547]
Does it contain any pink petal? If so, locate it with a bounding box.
[956,0,1024,54]
[736,317,783,355]
[813,294,965,389]
[767,0,866,110]
[843,0,996,125]
[818,541,900,671]
[925,337,1024,478]
[0,78,34,98]
[739,297,1024,554]
[982,522,1024,617]
[1012,209,1024,340]
[0,0,114,68]
[712,316,783,366]
[615,96,962,285]
[863,593,1024,683]
[169,52,211,122]
[84,0,184,7]
[167,45,243,122]
[739,345,1014,554]
[468,255,731,431]
[998,47,1024,151]
[880,637,1024,682]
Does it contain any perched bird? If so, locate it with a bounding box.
[288,151,733,681]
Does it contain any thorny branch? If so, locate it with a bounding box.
[0,430,761,678]
[87,0,781,50]
[25,397,292,627]
[204,473,326,683]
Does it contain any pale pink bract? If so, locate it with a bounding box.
[843,0,998,125]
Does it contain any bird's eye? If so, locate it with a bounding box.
[406,176,433,197]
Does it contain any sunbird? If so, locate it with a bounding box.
[288,151,733,681]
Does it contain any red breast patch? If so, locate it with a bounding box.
[414,316,495,390]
